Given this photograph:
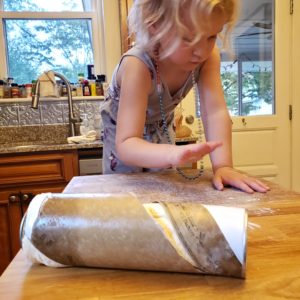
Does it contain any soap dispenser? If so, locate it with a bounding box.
[80,113,89,135]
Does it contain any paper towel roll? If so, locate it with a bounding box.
[20,193,247,278]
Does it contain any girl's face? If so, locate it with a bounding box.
[160,8,226,71]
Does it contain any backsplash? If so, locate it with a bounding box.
[0,98,103,126]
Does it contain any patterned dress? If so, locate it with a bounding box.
[100,46,201,174]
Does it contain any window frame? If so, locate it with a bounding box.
[0,0,106,81]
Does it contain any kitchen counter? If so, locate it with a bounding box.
[0,124,102,154]
[1,171,300,299]
[0,140,102,154]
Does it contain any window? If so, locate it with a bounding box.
[221,0,274,116]
[0,0,104,84]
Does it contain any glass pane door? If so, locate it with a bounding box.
[221,0,273,116]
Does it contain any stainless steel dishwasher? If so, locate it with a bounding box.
[78,148,103,175]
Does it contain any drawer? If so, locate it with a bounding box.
[0,151,78,186]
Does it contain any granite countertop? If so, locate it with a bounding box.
[0,140,102,154]
[0,124,102,154]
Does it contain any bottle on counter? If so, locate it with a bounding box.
[87,65,96,96]
[76,73,85,97]
[25,83,32,98]
[83,80,91,96]
[97,74,109,97]
[19,85,26,98]
[11,83,19,98]
[76,82,83,97]
[89,79,96,96]
[95,79,103,96]
[78,73,85,84]
[3,78,13,98]
[31,80,37,96]
[3,82,11,98]
[71,84,77,97]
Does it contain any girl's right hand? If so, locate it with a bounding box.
[171,141,222,167]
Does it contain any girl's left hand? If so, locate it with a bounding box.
[212,166,270,194]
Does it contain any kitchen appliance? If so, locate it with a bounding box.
[78,148,103,175]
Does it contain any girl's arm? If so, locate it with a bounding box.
[199,47,269,193]
[115,56,221,168]
[198,47,233,170]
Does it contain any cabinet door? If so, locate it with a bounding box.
[0,150,79,274]
[0,184,66,275]
[0,200,16,274]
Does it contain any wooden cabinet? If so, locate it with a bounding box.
[0,150,79,275]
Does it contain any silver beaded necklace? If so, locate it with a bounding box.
[155,58,205,180]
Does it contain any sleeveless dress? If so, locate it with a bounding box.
[100,46,201,174]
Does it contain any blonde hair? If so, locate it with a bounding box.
[128,0,239,57]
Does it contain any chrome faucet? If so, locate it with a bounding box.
[31,71,81,137]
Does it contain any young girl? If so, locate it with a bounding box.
[101,0,269,194]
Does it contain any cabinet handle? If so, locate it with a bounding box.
[21,193,34,205]
[22,194,29,201]
[9,194,20,203]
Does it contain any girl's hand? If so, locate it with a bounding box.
[173,141,222,167]
[212,166,270,194]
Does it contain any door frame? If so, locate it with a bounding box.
[292,2,300,192]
